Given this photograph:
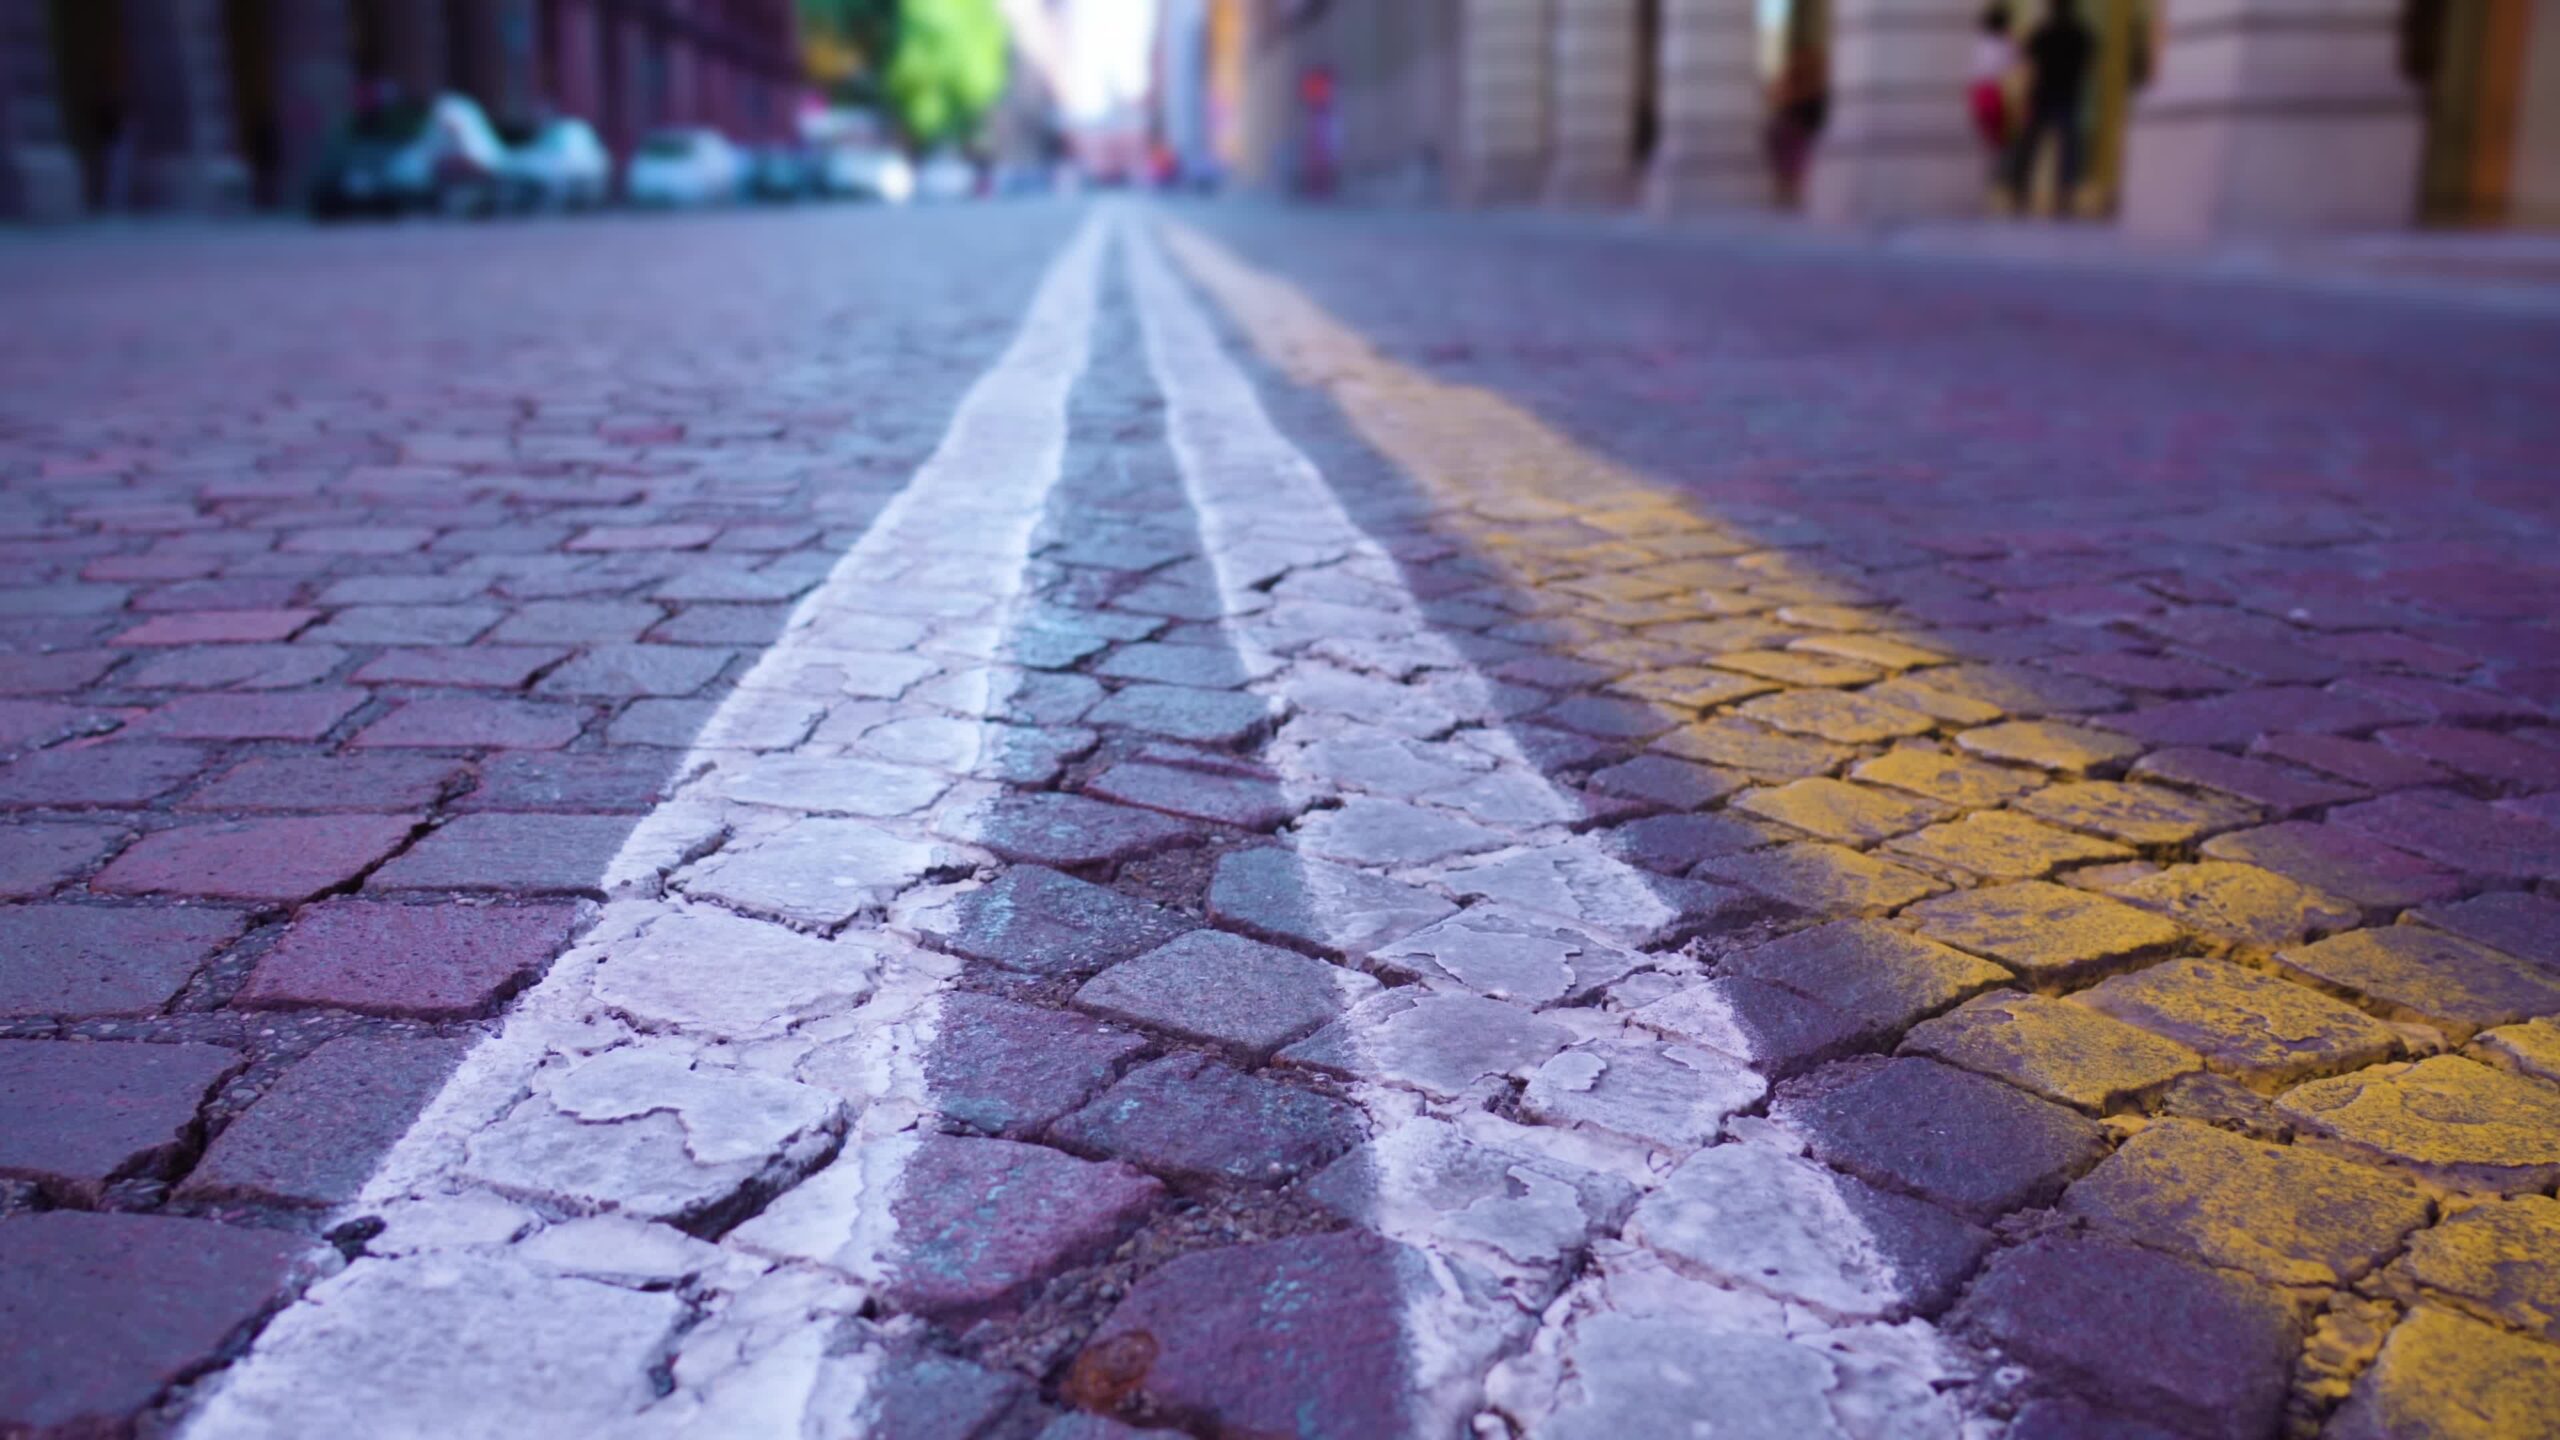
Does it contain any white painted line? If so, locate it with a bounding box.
[184,213,1112,1440]
[1128,213,1975,1438]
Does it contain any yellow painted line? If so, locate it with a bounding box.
[1156,217,1802,585]
[1155,212,2560,1432]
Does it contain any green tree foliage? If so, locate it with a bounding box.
[798,0,895,111]
[800,0,1008,146]
[884,0,1011,146]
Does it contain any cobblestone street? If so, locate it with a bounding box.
[6,201,2560,1439]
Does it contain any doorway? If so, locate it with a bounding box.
[46,0,128,210]
[2406,0,2533,226]
[222,0,280,206]
[1632,0,1661,172]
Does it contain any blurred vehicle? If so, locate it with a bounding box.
[747,145,818,202]
[625,128,745,207]
[916,150,977,202]
[991,163,1057,198]
[821,145,913,204]
[497,117,610,212]
[310,94,508,218]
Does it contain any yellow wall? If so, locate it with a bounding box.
[2514,3,2560,226]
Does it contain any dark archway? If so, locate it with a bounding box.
[221,0,279,205]
[2405,0,2532,225]
[46,0,127,210]
[1632,0,1661,168]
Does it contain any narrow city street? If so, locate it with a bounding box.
[6,199,2560,1439]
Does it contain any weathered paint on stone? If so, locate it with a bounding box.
[1904,881,2185,986]
[2278,1057,2560,1193]
[2385,1195,2560,1346]
[2275,928,2560,1043]
[2077,958,2405,1091]
[1885,810,2132,881]
[1901,991,2201,1113]
[2100,860,2361,951]
[2329,1305,2560,1440]
[2062,1118,2431,1286]
[1629,1142,1990,1321]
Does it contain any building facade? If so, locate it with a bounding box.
[0,0,799,220]
[1226,0,2560,238]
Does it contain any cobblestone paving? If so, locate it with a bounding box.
[1160,207,2560,1440]
[4,201,2559,1440]
[0,209,1080,1435]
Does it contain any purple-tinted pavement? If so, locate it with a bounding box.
[4,202,2559,1438]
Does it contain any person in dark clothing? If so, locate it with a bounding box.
[1766,41,1828,208]
[2007,0,2097,213]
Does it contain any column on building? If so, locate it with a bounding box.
[1,3,84,219]
[376,0,449,96]
[607,7,653,153]
[664,26,697,127]
[549,0,607,123]
[1159,0,1210,180]
[1806,0,1981,225]
[122,0,250,210]
[266,0,357,206]
[2120,0,2421,238]
[2516,1,2560,227]
[1452,0,1549,203]
[1390,0,1459,201]
[694,42,720,134]
[709,53,737,138]
[1233,0,1293,191]
[741,65,769,144]
[458,0,543,122]
[721,55,751,144]
[1642,0,1760,211]
[1542,0,1641,204]
[1329,0,1441,200]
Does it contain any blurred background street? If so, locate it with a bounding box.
[7,4,2560,1440]
[5,0,2560,247]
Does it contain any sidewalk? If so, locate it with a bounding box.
[1882,218,2560,310]
[1443,197,2560,314]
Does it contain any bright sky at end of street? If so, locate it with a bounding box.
[1061,0,1161,121]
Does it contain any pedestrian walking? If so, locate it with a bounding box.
[1766,40,1828,208]
[2007,0,2097,216]
[1971,5,2018,186]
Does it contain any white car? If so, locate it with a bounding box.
[821,146,912,204]
[625,129,744,207]
[500,117,610,211]
[312,94,510,218]
[916,151,976,202]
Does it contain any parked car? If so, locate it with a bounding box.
[497,117,610,212]
[625,128,744,207]
[747,145,818,201]
[820,145,913,204]
[991,163,1058,198]
[916,150,977,202]
[310,94,508,218]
